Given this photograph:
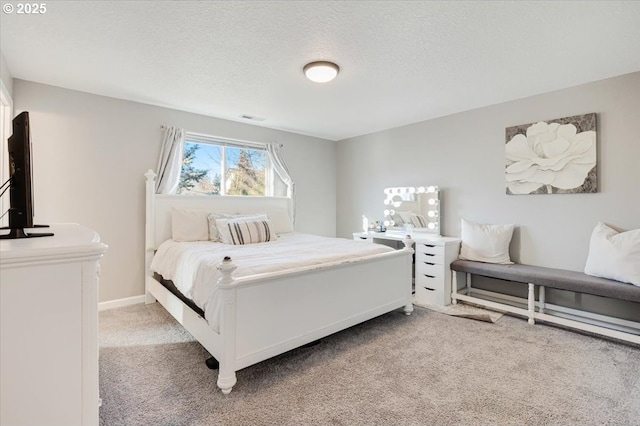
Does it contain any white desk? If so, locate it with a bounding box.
[353,231,461,307]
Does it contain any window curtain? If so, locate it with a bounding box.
[267,143,296,223]
[155,126,185,194]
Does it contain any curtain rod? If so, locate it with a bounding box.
[160,125,283,148]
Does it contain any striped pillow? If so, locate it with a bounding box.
[216,218,275,245]
[207,212,267,242]
[391,213,405,226]
[410,214,428,228]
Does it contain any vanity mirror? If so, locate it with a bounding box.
[383,186,440,235]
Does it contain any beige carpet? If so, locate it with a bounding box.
[99,303,640,426]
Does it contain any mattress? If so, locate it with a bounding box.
[150,232,395,330]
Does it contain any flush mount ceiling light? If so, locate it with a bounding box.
[303,61,340,83]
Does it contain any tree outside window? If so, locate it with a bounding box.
[177,139,268,196]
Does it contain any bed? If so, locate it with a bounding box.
[144,170,414,394]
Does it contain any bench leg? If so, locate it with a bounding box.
[527,283,535,325]
[466,273,472,297]
[451,272,458,305]
[539,285,545,314]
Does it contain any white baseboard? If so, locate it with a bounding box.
[98,295,145,311]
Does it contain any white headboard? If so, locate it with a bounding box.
[145,170,292,249]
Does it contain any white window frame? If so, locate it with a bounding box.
[182,132,274,196]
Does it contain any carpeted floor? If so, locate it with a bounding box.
[99,303,640,426]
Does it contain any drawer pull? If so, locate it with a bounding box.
[423,244,436,248]
[423,286,435,291]
[423,274,436,278]
[359,237,367,240]
[423,262,435,266]
[423,253,435,257]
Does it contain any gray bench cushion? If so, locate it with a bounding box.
[451,259,640,303]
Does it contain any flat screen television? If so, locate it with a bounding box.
[0,111,52,239]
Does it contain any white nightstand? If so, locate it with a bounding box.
[413,237,460,307]
[353,231,460,307]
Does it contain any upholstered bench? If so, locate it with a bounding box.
[450,259,640,344]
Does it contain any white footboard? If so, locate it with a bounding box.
[230,251,412,367]
[147,248,412,394]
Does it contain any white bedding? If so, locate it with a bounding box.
[150,232,395,330]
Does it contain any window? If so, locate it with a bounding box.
[177,133,271,196]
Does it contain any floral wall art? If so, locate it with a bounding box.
[505,113,597,195]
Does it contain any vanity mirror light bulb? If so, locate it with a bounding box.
[384,220,392,226]
[384,188,391,195]
[417,187,426,193]
[384,199,390,205]
[428,198,438,206]
[384,209,390,216]
[427,186,437,193]
[427,210,438,217]
[427,223,437,230]
[409,187,416,193]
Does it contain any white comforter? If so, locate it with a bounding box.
[150,233,395,329]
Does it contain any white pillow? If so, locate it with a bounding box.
[584,222,640,286]
[459,218,515,264]
[216,218,275,245]
[266,209,294,234]
[208,213,267,242]
[171,208,210,242]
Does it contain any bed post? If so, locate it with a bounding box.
[402,236,414,315]
[144,169,157,304]
[216,256,238,394]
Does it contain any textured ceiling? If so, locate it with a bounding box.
[1,1,639,141]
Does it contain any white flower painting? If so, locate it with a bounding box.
[505,113,597,195]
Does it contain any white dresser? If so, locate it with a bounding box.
[0,224,107,426]
[353,232,460,307]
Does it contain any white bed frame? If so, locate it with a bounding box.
[144,170,414,394]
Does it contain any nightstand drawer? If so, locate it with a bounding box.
[354,236,373,243]
[415,261,444,280]
[414,279,443,306]
[352,233,374,243]
[415,251,444,265]
[415,243,445,256]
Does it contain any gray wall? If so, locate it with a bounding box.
[0,49,13,228]
[0,48,12,98]
[8,71,640,314]
[13,80,336,303]
[337,72,640,319]
[337,72,640,270]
